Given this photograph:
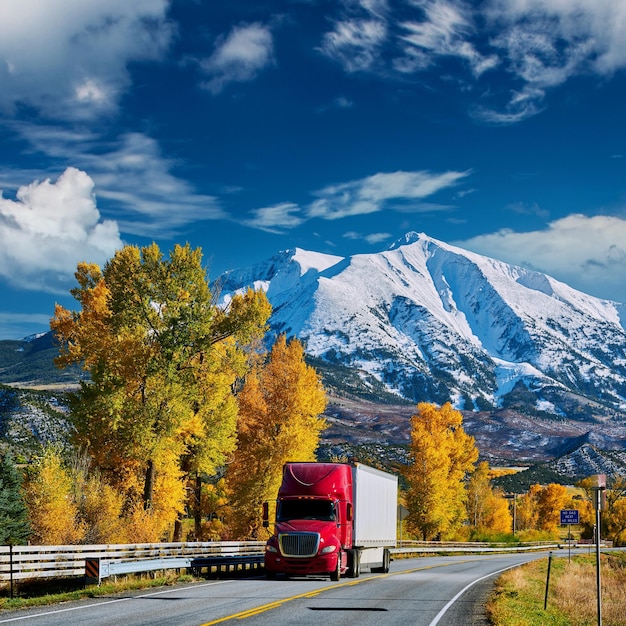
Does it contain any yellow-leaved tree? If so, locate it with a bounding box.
[466,461,513,536]
[23,446,85,545]
[404,402,478,540]
[515,483,571,536]
[50,243,271,541]
[226,335,327,539]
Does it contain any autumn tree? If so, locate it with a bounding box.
[226,335,327,539]
[0,451,31,544]
[515,483,542,532]
[536,483,569,533]
[515,483,570,536]
[578,476,626,544]
[404,402,478,540]
[51,243,271,541]
[23,446,85,545]
[466,461,513,536]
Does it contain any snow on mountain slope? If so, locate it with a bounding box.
[217,232,626,417]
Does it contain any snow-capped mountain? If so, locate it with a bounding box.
[217,232,626,422]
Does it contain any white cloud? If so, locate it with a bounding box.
[245,202,305,233]
[0,168,123,293]
[486,0,626,75]
[308,170,470,220]
[458,214,626,302]
[399,1,498,78]
[476,0,626,122]
[322,0,626,123]
[202,22,274,93]
[243,170,468,232]
[344,230,392,244]
[82,133,226,234]
[7,126,225,236]
[0,0,173,119]
[320,18,387,72]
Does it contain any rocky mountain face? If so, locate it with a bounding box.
[218,232,626,472]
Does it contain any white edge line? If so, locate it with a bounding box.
[428,561,529,626]
[0,579,235,623]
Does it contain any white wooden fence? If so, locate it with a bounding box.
[0,541,265,584]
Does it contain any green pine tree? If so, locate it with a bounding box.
[0,452,31,544]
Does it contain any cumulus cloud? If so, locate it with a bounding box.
[458,214,626,302]
[0,168,123,293]
[0,0,173,119]
[202,22,274,93]
[308,170,470,220]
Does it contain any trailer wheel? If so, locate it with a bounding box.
[330,552,341,581]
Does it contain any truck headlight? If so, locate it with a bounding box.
[265,545,278,553]
[320,545,337,554]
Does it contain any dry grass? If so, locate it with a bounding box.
[487,552,626,626]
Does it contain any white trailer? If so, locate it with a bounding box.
[351,463,398,574]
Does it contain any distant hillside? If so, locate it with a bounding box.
[0,383,71,460]
[0,333,83,386]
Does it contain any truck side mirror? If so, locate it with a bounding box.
[262,501,269,528]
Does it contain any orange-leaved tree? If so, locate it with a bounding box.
[226,335,327,539]
[51,243,271,541]
[404,402,478,540]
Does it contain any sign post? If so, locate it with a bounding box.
[560,509,579,563]
[590,474,606,626]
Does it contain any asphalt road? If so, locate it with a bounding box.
[0,551,562,626]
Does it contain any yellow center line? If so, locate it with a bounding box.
[200,559,474,625]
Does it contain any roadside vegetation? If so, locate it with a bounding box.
[488,552,626,626]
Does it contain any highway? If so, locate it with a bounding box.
[0,552,560,626]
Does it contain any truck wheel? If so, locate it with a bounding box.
[348,549,360,578]
[330,552,341,581]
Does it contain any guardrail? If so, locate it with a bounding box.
[0,541,265,586]
[0,539,578,589]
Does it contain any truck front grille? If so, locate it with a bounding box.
[278,532,320,557]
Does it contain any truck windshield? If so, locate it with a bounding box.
[277,499,335,521]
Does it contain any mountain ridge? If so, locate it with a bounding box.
[218,231,626,421]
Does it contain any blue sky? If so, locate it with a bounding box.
[1,0,626,339]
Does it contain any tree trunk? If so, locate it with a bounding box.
[143,459,155,510]
[194,474,203,539]
[173,517,184,542]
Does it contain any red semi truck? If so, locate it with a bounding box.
[263,462,398,580]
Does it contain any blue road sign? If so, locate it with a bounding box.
[560,509,579,525]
